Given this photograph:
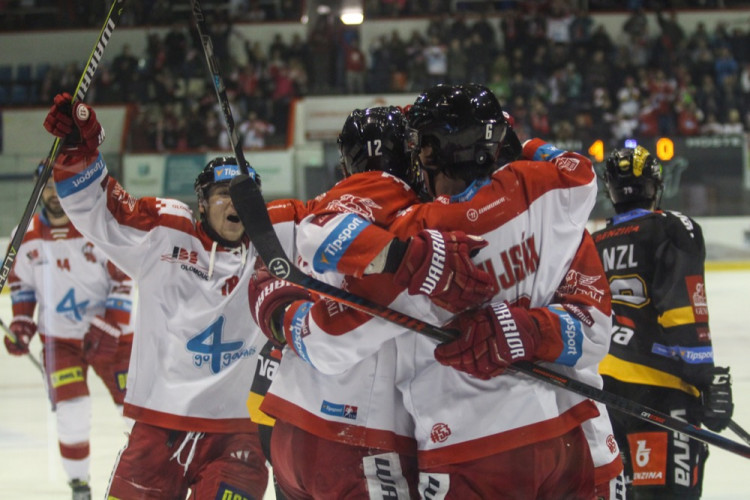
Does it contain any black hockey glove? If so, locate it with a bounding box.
[697,365,734,432]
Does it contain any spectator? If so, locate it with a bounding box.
[655,9,686,59]
[307,14,336,93]
[646,68,677,135]
[343,39,366,94]
[367,35,392,93]
[246,0,268,22]
[722,107,745,134]
[676,100,704,136]
[111,44,140,102]
[569,8,594,48]
[499,9,526,56]
[715,46,739,87]
[446,37,468,85]
[622,7,648,42]
[690,38,717,84]
[163,21,189,73]
[466,32,492,83]
[546,1,574,44]
[700,112,724,135]
[471,11,497,52]
[422,35,447,87]
[588,24,615,55]
[616,75,642,120]
[239,111,276,149]
[637,96,660,139]
[528,96,551,137]
[696,73,722,118]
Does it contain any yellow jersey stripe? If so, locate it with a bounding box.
[246,392,276,427]
[599,354,700,397]
[658,306,695,328]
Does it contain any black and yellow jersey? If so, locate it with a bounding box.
[247,340,283,427]
[592,209,714,398]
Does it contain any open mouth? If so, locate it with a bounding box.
[227,215,240,223]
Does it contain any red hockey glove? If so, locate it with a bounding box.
[696,366,734,432]
[3,316,36,356]
[43,92,105,154]
[434,302,539,380]
[393,229,496,313]
[249,265,312,348]
[83,316,121,365]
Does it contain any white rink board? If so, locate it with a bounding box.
[1,271,749,499]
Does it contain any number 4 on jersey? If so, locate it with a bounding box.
[56,288,89,321]
[187,316,243,374]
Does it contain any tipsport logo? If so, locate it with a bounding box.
[213,165,240,182]
[320,400,358,420]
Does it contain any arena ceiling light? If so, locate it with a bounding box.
[340,0,363,25]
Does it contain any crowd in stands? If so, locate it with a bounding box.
[1,1,749,152]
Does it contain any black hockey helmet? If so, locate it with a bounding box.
[407,83,514,183]
[194,156,259,206]
[337,106,426,197]
[604,145,663,211]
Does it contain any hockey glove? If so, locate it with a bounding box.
[249,265,312,348]
[697,365,734,432]
[434,302,539,380]
[392,229,496,313]
[43,92,105,154]
[83,316,121,366]
[3,315,36,356]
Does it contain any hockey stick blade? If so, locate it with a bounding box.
[229,174,750,459]
[0,0,126,294]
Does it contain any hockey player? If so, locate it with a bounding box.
[252,85,621,498]
[42,92,274,499]
[4,162,134,500]
[593,145,734,499]
[247,106,497,499]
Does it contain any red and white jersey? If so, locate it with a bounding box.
[285,140,614,468]
[52,152,307,433]
[8,212,134,339]
[260,171,421,455]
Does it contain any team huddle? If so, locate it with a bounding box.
[4,83,734,500]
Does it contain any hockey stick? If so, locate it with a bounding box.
[0,0,126,295]
[228,174,750,460]
[191,0,250,176]
[1,316,43,374]
[729,420,750,447]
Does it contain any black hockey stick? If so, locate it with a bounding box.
[0,0,126,295]
[229,174,750,460]
[1,316,43,374]
[191,0,250,176]
[729,420,750,447]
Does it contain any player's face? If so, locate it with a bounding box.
[418,143,465,197]
[418,143,438,199]
[203,183,244,244]
[40,179,66,219]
